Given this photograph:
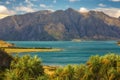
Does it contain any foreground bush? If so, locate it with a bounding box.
[5,55,44,80]
[51,54,120,80]
[1,52,120,80]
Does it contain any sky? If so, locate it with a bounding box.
[0,0,120,19]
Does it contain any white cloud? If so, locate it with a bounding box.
[98,3,106,7]
[0,5,8,14]
[94,8,120,18]
[0,5,15,19]
[25,0,30,3]
[40,4,53,11]
[47,9,55,12]
[31,0,37,1]
[16,6,35,13]
[79,7,89,13]
[40,4,47,8]
[111,0,120,2]
[25,0,34,7]
[9,0,15,1]
[69,0,79,2]
[15,0,35,13]
[6,1,10,4]
[78,7,120,18]
[53,0,57,3]
[40,4,53,9]
[0,5,15,15]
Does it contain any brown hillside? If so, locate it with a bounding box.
[0,40,14,47]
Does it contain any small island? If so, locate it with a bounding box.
[72,39,82,42]
[0,40,62,53]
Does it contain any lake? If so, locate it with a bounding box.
[8,41,120,66]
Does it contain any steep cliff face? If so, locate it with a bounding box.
[0,8,120,41]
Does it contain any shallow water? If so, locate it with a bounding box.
[8,41,120,66]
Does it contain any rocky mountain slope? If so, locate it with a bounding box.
[0,8,120,41]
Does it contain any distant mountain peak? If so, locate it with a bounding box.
[0,8,120,41]
[65,8,78,13]
[66,8,74,11]
[34,10,52,15]
[89,10,105,15]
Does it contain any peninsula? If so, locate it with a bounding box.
[0,40,62,53]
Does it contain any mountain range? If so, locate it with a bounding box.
[0,8,120,41]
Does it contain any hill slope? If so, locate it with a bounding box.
[0,8,120,41]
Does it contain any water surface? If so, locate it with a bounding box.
[8,41,120,66]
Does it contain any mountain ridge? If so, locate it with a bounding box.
[0,8,120,41]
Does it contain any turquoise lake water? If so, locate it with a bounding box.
[8,41,120,66]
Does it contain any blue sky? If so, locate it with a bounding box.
[0,0,120,18]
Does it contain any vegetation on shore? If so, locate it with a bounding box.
[3,47,62,53]
[0,49,120,80]
[0,40,62,53]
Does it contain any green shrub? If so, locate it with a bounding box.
[51,54,120,80]
[1,53,120,80]
[5,55,44,80]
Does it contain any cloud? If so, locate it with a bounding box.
[40,4,53,8]
[0,5,8,14]
[31,0,37,1]
[0,5,15,15]
[47,9,55,12]
[40,4,53,11]
[79,7,89,13]
[111,0,120,2]
[94,7,120,18]
[0,5,15,19]
[53,0,57,3]
[39,4,54,12]
[16,6,35,13]
[40,4,47,8]
[15,0,35,13]
[98,3,106,7]
[6,1,10,4]
[78,7,120,18]
[69,0,79,2]
[25,0,34,7]
[25,0,30,3]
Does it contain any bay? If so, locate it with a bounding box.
[8,41,120,66]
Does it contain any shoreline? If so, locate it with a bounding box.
[0,47,63,53]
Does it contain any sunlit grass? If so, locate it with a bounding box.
[3,48,63,53]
